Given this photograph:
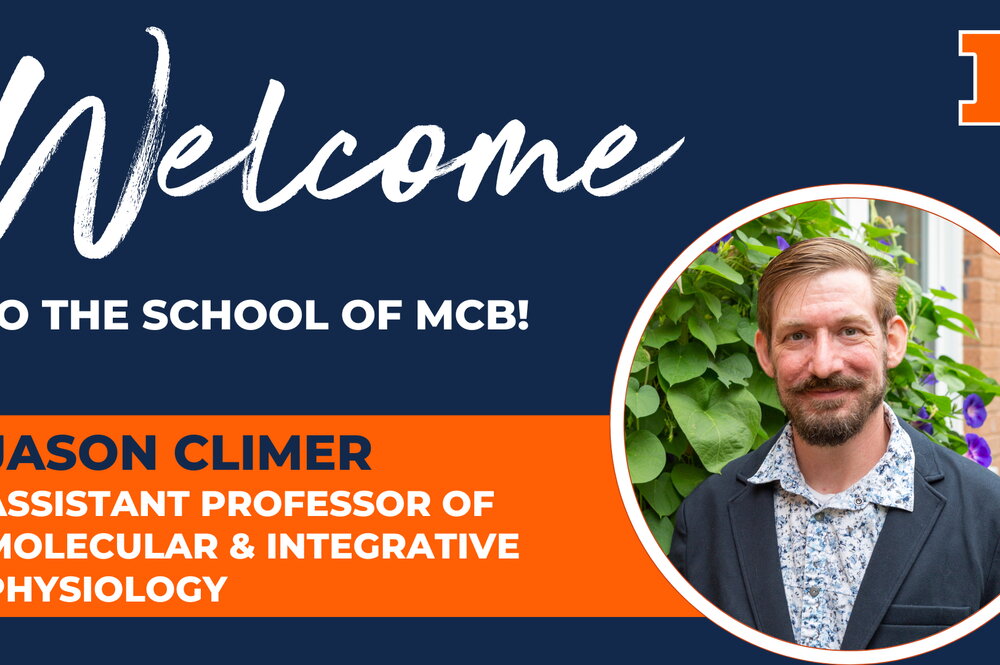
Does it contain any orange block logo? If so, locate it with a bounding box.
[960,31,1000,125]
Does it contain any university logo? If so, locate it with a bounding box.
[960,30,1000,125]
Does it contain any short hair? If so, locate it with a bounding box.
[756,236,899,343]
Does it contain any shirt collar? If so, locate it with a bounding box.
[747,403,915,512]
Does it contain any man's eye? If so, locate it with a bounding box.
[843,327,859,336]
[788,332,806,341]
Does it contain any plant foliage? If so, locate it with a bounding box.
[625,201,1000,554]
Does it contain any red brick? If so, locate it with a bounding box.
[966,281,999,306]
[967,300,984,321]
[966,234,997,257]
[983,257,1000,281]
[967,256,984,278]
[983,302,1000,324]
[980,347,1000,373]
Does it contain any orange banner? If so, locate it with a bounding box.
[0,415,695,617]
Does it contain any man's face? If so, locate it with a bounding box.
[753,269,907,446]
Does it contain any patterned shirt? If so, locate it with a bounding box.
[746,405,915,649]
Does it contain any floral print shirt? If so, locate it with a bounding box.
[746,405,915,649]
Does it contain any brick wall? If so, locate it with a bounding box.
[963,234,1000,446]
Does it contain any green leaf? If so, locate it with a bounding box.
[940,319,977,337]
[744,242,782,257]
[948,358,988,380]
[930,288,957,300]
[671,463,710,497]
[638,408,667,436]
[664,430,690,457]
[663,291,695,322]
[701,291,722,319]
[745,248,773,268]
[840,236,894,263]
[889,359,917,388]
[643,508,674,554]
[637,474,681,517]
[644,320,681,348]
[625,380,660,418]
[626,430,667,483]
[759,405,787,447]
[659,343,710,385]
[631,347,652,374]
[913,315,939,342]
[667,379,761,473]
[737,319,758,346]
[708,353,753,388]
[938,372,966,392]
[688,316,717,355]
[691,252,744,285]
[748,371,783,411]
[861,223,896,238]
[936,305,976,335]
[710,309,743,345]
[787,201,831,221]
[909,388,954,413]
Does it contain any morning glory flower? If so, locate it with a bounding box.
[964,393,988,428]
[877,237,891,247]
[912,407,933,435]
[777,236,790,251]
[921,373,938,386]
[708,233,733,254]
[965,433,992,467]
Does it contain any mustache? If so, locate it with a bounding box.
[788,374,865,394]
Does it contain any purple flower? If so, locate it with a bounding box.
[708,233,733,254]
[965,432,993,467]
[777,236,790,251]
[911,406,933,435]
[877,237,892,247]
[964,393,988,428]
[921,373,938,386]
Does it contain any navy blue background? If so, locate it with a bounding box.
[3,2,1000,661]
[2,3,987,417]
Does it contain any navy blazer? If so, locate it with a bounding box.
[668,420,1000,649]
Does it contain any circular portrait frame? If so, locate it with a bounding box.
[609,184,1000,663]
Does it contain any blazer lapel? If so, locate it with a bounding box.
[729,482,795,642]
[839,474,945,650]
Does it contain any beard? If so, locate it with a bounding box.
[777,364,887,447]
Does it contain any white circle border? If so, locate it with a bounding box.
[609,184,1000,663]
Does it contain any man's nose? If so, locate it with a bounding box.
[808,332,844,378]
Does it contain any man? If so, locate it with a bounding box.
[668,236,1000,650]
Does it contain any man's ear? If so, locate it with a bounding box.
[885,315,908,369]
[754,329,775,377]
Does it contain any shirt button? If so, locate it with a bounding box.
[809,586,820,597]
[854,497,864,507]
